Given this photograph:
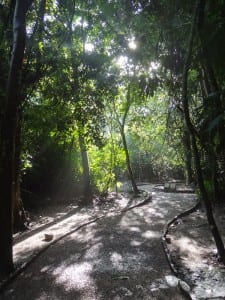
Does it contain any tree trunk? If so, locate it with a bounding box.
[0,0,32,277]
[120,126,139,194]
[191,135,225,262]
[183,128,193,185]
[197,0,225,203]
[115,83,139,194]
[12,110,29,232]
[13,113,28,231]
[181,0,225,263]
[78,131,92,205]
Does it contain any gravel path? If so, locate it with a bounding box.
[0,185,196,300]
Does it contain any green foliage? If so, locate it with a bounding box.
[89,142,126,193]
[2,0,224,203]
[21,88,76,197]
[127,90,183,179]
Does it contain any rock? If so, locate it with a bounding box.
[43,233,54,242]
[159,283,168,289]
[150,287,159,296]
[179,279,191,293]
[165,275,179,287]
[150,287,159,292]
[165,236,171,243]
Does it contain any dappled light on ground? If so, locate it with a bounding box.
[2,184,196,299]
[167,205,225,299]
[141,230,161,239]
[53,262,95,292]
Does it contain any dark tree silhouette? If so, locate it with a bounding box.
[181,0,225,264]
[0,0,33,277]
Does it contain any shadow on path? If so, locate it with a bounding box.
[1,185,196,300]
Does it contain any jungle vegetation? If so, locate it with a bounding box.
[0,0,225,276]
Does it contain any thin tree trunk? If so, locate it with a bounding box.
[190,135,225,262]
[78,131,92,204]
[183,128,193,185]
[181,0,225,263]
[115,83,139,194]
[120,126,139,194]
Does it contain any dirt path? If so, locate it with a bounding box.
[0,185,196,300]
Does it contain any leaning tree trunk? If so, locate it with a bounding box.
[116,83,139,195]
[120,126,139,194]
[0,0,32,277]
[181,0,225,263]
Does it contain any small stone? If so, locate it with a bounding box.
[159,283,169,289]
[165,275,179,287]
[43,233,54,242]
[165,236,171,243]
[179,280,191,293]
[150,287,159,295]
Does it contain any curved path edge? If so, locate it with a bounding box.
[161,199,201,299]
[0,216,104,293]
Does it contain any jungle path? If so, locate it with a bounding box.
[1,184,196,299]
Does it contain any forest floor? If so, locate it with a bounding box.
[1,183,225,299]
[166,200,225,300]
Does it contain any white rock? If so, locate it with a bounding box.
[165,275,179,287]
